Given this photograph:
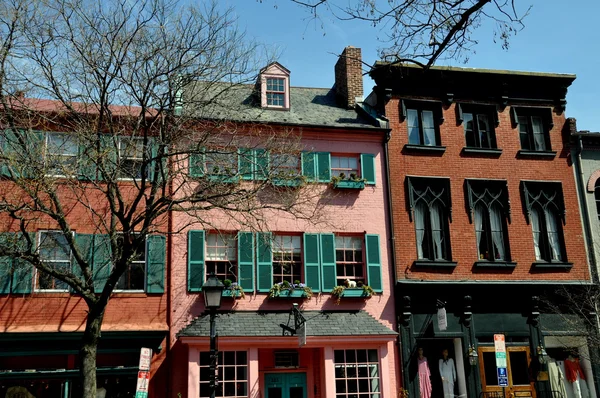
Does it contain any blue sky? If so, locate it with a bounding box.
[221,0,599,131]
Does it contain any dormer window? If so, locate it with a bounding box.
[260,62,290,110]
[266,78,285,107]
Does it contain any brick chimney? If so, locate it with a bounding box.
[334,46,363,109]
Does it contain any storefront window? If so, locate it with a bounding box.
[334,349,380,398]
[199,351,248,398]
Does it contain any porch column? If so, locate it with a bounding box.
[249,348,260,398]
[323,347,336,398]
[188,346,200,398]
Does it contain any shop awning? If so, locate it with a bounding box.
[177,310,397,338]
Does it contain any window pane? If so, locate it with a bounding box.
[531,116,546,151]
[509,351,530,385]
[421,111,436,146]
[39,232,70,261]
[477,114,492,148]
[463,113,476,147]
[407,109,420,144]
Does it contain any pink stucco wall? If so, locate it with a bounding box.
[169,132,399,398]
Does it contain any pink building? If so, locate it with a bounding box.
[169,47,400,398]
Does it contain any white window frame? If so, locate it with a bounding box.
[205,233,238,283]
[334,236,365,286]
[36,230,73,292]
[331,155,360,179]
[334,348,381,398]
[199,350,248,398]
[266,77,286,107]
[45,132,78,177]
[271,153,300,178]
[272,235,302,284]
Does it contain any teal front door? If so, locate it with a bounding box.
[265,373,307,398]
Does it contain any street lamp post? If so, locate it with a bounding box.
[203,273,224,398]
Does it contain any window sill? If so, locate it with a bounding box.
[474,260,517,268]
[532,261,573,269]
[270,289,309,299]
[461,147,503,157]
[207,175,239,184]
[403,144,446,154]
[222,289,243,298]
[332,180,365,190]
[517,150,557,159]
[272,178,304,187]
[413,260,457,268]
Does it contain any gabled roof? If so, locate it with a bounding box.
[183,83,382,130]
[260,62,290,75]
[177,310,397,337]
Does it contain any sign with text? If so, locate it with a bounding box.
[135,371,150,398]
[298,323,307,347]
[494,334,508,387]
[437,307,447,331]
[139,347,152,371]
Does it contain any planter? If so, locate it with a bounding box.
[271,289,308,298]
[333,180,365,190]
[208,175,238,184]
[339,288,371,298]
[222,289,242,298]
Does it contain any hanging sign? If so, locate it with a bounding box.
[139,347,152,371]
[437,306,448,331]
[494,334,508,387]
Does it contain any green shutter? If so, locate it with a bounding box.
[99,135,117,180]
[254,149,268,180]
[11,259,32,294]
[72,234,94,292]
[188,230,205,292]
[24,131,44,179]
[92,234,112,293]
[316,152,331,182]
[239,148,254,180]
[365,234,382,292]
[189,151,204,178]
[303,233,320,292]
[146,235,166,294]
[360,154,376,185]
[12,233,33,294]
[1,129,16,178]
[78,142,97,181]
[237,232,254,291]
[256,232,272,292]
[320,234,337,290]
[0,256,11,294]
[301,152,316,181]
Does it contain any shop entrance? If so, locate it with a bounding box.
[479,346,536,398]
[264,372,306,398]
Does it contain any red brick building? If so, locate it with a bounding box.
[367,64,596,398]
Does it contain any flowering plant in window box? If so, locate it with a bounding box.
[272,175,307,188]
[330,281,375,304]
[221,279,245,299]
[330,172,366,190]
[268,280,313,299]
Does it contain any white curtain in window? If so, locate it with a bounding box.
[545,209,563,261]
[430,202,444,260]
[532,116,546,151]
[531,207,542,260]
[415,201,426,259]
[407,109,420,144]
[422,110,436,146]
[474,204,484,255]
[490,205,505,260]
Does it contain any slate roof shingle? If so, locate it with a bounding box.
[183,83,381,130]
[177,310,396,338]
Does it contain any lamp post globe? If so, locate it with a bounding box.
[203,273,225,310]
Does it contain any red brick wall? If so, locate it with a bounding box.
[385,98,589,281]
[334,46,363,108]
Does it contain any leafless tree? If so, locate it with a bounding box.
[263,0,529,67]
[0,0,326,396]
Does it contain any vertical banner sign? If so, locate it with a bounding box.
[494,334,508,387]
[437,306,448,331]
[136,348,153,398]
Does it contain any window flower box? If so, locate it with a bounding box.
[272,177,304,187]
[221,280,244,299]
[330,284,375,305]
[333,180,365,190]
[330,173,366,190]
[269,281,313,299]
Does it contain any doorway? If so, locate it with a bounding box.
[479,346,536,398]
[264,372,307,398]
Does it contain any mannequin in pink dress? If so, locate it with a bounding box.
[417,347,433,398]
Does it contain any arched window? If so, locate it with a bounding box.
[522,181,566,263]
[468,180,510,262]
[409,177,451,261]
